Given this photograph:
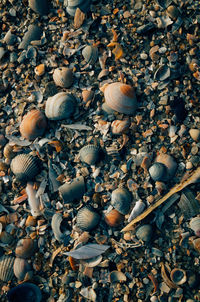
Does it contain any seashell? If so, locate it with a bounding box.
[111,119,130,135]
[82,90,94,103]
[104,82,137,115]
[20,109,47,140]
[0,231,14,244]
[189,217,200,237]
[51,213,70,242]
[7,282,42,302]
[76,205,100,231]
[18,25,42,50]
[166,5,180,19]
[178,189,200,220]
[28,0,49,15]
[79,145,101,165]
[170,268,187,285]
[11,154,41,182]
[81,255,102,267]
[82,45,98,65]
[154,65,170,81]
[104,209,124,227]
[156,0,172,9]
[149,162,168,182]
[0,255,15,282]
[80,287,96,302]
[136,224,153,242]
[102,102,115,114]
[15,238,37,259]
[59,176,85,203]
[26,182,41,217]
[45,92,76,120]
[14,258,32,281]
[128,200,146,222]
[156,154,177,179]
[65,243,109,260]
[192,238,200,253]
[109,270,127,283]
[189,129,200,142]
[66,0,91,16]
[53,67,73,88]
[111,188,132,215]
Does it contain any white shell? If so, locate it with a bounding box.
[53,67,73,88]
[51,213,70,242]
[26,182,41,217]
[128,200,146,222]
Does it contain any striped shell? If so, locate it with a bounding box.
[18,25,42,50]
[82,45,98,65]
[76,205,100,231]
[149,162,168,182]
[136,224,153,242]
[156,154,177,179]
[104,82,137,115]
[11,154,41,182]
[7,283,42,302]
[111,119,130,135]
[20,109,47,140]
[28,0,49,15]
[45,92,76,120]
[111,188,132,215]
[0,255,15,282]
[53,67,73,88]
[105,209,124,227]
[15,238,36,259]
[66,0,91,16]
[59,176,85,203]
[79,145,101,165]
[14,258,32,281]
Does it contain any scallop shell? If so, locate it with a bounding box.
[66,0,91,16]
[45,92,76,120]
[189,217,200,237]
[18,25,42,50]
[79,145,101,165]
[82,45,98,65]
[76,205,100,231]
[104,82,137,115]
[111,188,132,215]
[149,162,168,182]
[7,283,42,302]
[178,189,200,219]
[111,119,130,135]
[104,209,124,227]
[59,176,85,203]
[53,67,73,88]
[135,224,153,242]
[14,258,32,281]
[15,238,37,259]
[20,109,47,140]
[170,268,187,285]
[0,255,15,282]
[28,0,49,15]
[51,213,70,242]
[11,154,41,182]
[156,154,177,178]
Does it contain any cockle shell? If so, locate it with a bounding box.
[53,67,73,88]
[135,224,153,242]
[104,82,137,115]
[14,258,32,281]
[82,45,98,65]
[18,25,42,50]
[15,238,37,259]
[111,119,130,135]
[0,255,15,282]
[66,0,91,16]
[51,213,70,242]
[79,145,101,165]
[76,205,100,231]
[45,92,76,120]
[20,109,47,140]
[104,209,124,227]
[189,217,200,237]
[156,153,177,179]
[149,162,168,182]
[11,154,41,182]
[28,0,49,15]
[111,188,132,215]
[170,268,187,285]
[26,182,41,217]
[59,176,85,203]
[7,283,42,302]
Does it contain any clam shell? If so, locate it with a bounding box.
[104,209,124,227]
[51,213,70,242]
[45,92,76,120]
[154,65,170,81]
[79,145,101,165]
[20,109,47,140]
[14,258,32,281]
[15,238,37,259]
[104,82,137,115]
[109,271,127,283]
[111,188,132,215]
[59,176,85,203]
[11,154,41,182]
[76,205,100,231]
[149,162,168,182]
[102,102,115,114]
[7,282,42,302]
[82,45,98,65]
[111,119,130,135]
[189,217,200,237]
[170,268,187,285]
[53,67,73,88]
[178,189,200,219]
[66,0,91,16]
[135,224,153,242]
[28,0,49,15]
[0,255,15,282]
[189,129,200,142]
[18,25,42,50]
[156,154,177,178]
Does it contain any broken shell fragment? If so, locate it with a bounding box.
[104,82,137,115]
[111,188,132,215]
[76,205,100,231]
[111,119,130,135]
[14,258,32,281]
[105,209,124,227]
[149,162,168,182]
[189,217,200,237]
[170,268,187,285]
[154,65,170,81]
[79,145,101,165]
[178,189,200,219]
[15,238,36,259]
[51,213,70,242]
[109,270,127,283]
[18,25,42,50]
[136,224,153,242]
[65,0,91,16]
[82,45,98,65]
[53,67,73,88]
[26,182,41,217]
[28,0,49,15]
[128,200,146,222]
[45,92,76,120]
[7,283,42,302]
[59,176,85,203]
[11,154,41,182]
[20,109,47,140]
[189,129,200,142]
[0,255,15,282]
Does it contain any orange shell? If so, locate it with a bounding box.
[20,109,47,140]
[15,238,36,259]
[104,209,124,227]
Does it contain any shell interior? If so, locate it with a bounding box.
[7,282,42,302]
[59,176,85,203]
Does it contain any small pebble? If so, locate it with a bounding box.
[35,64,45,76]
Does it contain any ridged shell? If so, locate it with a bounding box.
[7,283,42,302]
[15,238,36,259]
[20,109,47,140]
[53,67,73,88]
[170,268,187,285]
[79,145,101,165]
[104,209,124,227]
[178,189,200,219]
[156,154,177,178]
[14,258,32,281]
[66,0,91,16]
[136,224,153,242]
[111,188,132,215]
[11,154,41,182]
[111,119,130,135]
[28,0,49,15]
[82,45,98,65]
[76,205,100,231]
[0,255,15,282]
[59,176,85,203]
[45,92,76,120]
[51,213,70,242]
[149,162,168,182]
[189,217,200,237]
[104,82,137,115]
[18,25,42,50]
